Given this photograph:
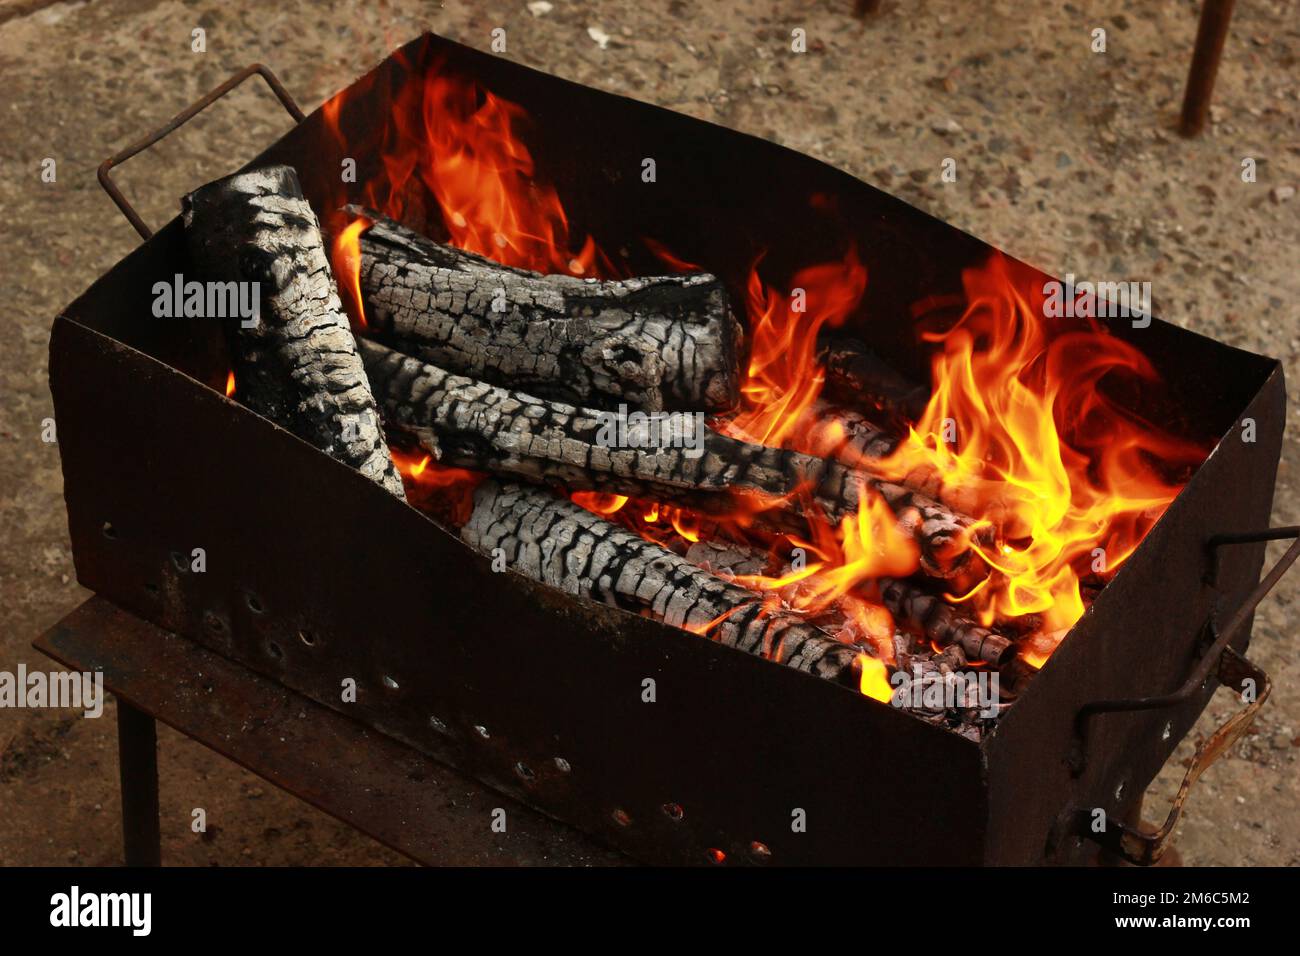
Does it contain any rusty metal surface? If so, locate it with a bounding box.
[49,33,1286,865]
[49,310,988,866]
[987,363,1286,865]
[1084,646,1272,866]
[97,64,305,241]
[36,598,626,866]
[1072,527,1297,763]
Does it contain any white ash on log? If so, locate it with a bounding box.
[461,480,865,685]
[821,338,930,423]
[878,577,1014,665]
[682,538,891,651]
[683,539,774,579]
[349,210,743,413]
[360,339,980,578]
[183,167,404,498]
[722,401,897,464]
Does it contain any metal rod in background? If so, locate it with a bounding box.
[1179,0,1237,137]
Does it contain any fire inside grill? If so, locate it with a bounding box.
[54,34,1288,867]
[173,49,1212,748]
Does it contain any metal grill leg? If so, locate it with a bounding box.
[116,698,161,866]
[1179,0,1237,137]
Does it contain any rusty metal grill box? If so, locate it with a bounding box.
[49,34,1285,865]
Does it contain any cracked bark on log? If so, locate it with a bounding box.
[821,338,930,423]
[878,577,1014,665]
[350,210,743,413]
[461,480,863,684]
[360,339,980,578]
[751,401,987,519]
[183,166,405,498]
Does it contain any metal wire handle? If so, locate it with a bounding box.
[97,63,305,241]
[1073,527,1298,864]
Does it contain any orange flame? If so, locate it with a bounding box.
[322,62,602,286]
[323,64,1205,689]
[733,482,916,660]
[570,491,629,515]
[730,248,867,446]
[875,254,1204,645]
[224,370,236,397]
[857,654,894,703]
[331,216,372,330]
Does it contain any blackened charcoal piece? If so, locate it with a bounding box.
[351,209,742,413]
[183,166,404,497]
[821,338,930,423]
[879,578,1014,665]
[461,480,862,685]
[360,339,981,578]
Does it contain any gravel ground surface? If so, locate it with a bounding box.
[1,0,1296,865]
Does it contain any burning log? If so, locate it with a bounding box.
[821,338,929,423]
[878,578,1015,665]
[783,401,989,519]
[461,480,864,684]
[360,339,981,578]
[183,167,405,498]
[350,210,743,413]
[683,539,774,579]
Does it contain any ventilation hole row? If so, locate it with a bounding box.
[606,804,772,864]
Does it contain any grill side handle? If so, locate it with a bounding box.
[1070,526,1297,865]
[97,64,305,241]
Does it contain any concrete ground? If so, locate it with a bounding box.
[0,0,1296,865]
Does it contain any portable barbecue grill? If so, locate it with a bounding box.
[46,34,1293,866]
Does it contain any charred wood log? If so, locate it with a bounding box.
[821,338,929,423]
[683,539,774,579]
[183,167,405,498]
[360,339,981,578]
[786,401,991,519]
[350,210,743,414]
[878,578,1015,665]
[462,480,864,684]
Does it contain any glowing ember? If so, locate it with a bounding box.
[570,491,628,515]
